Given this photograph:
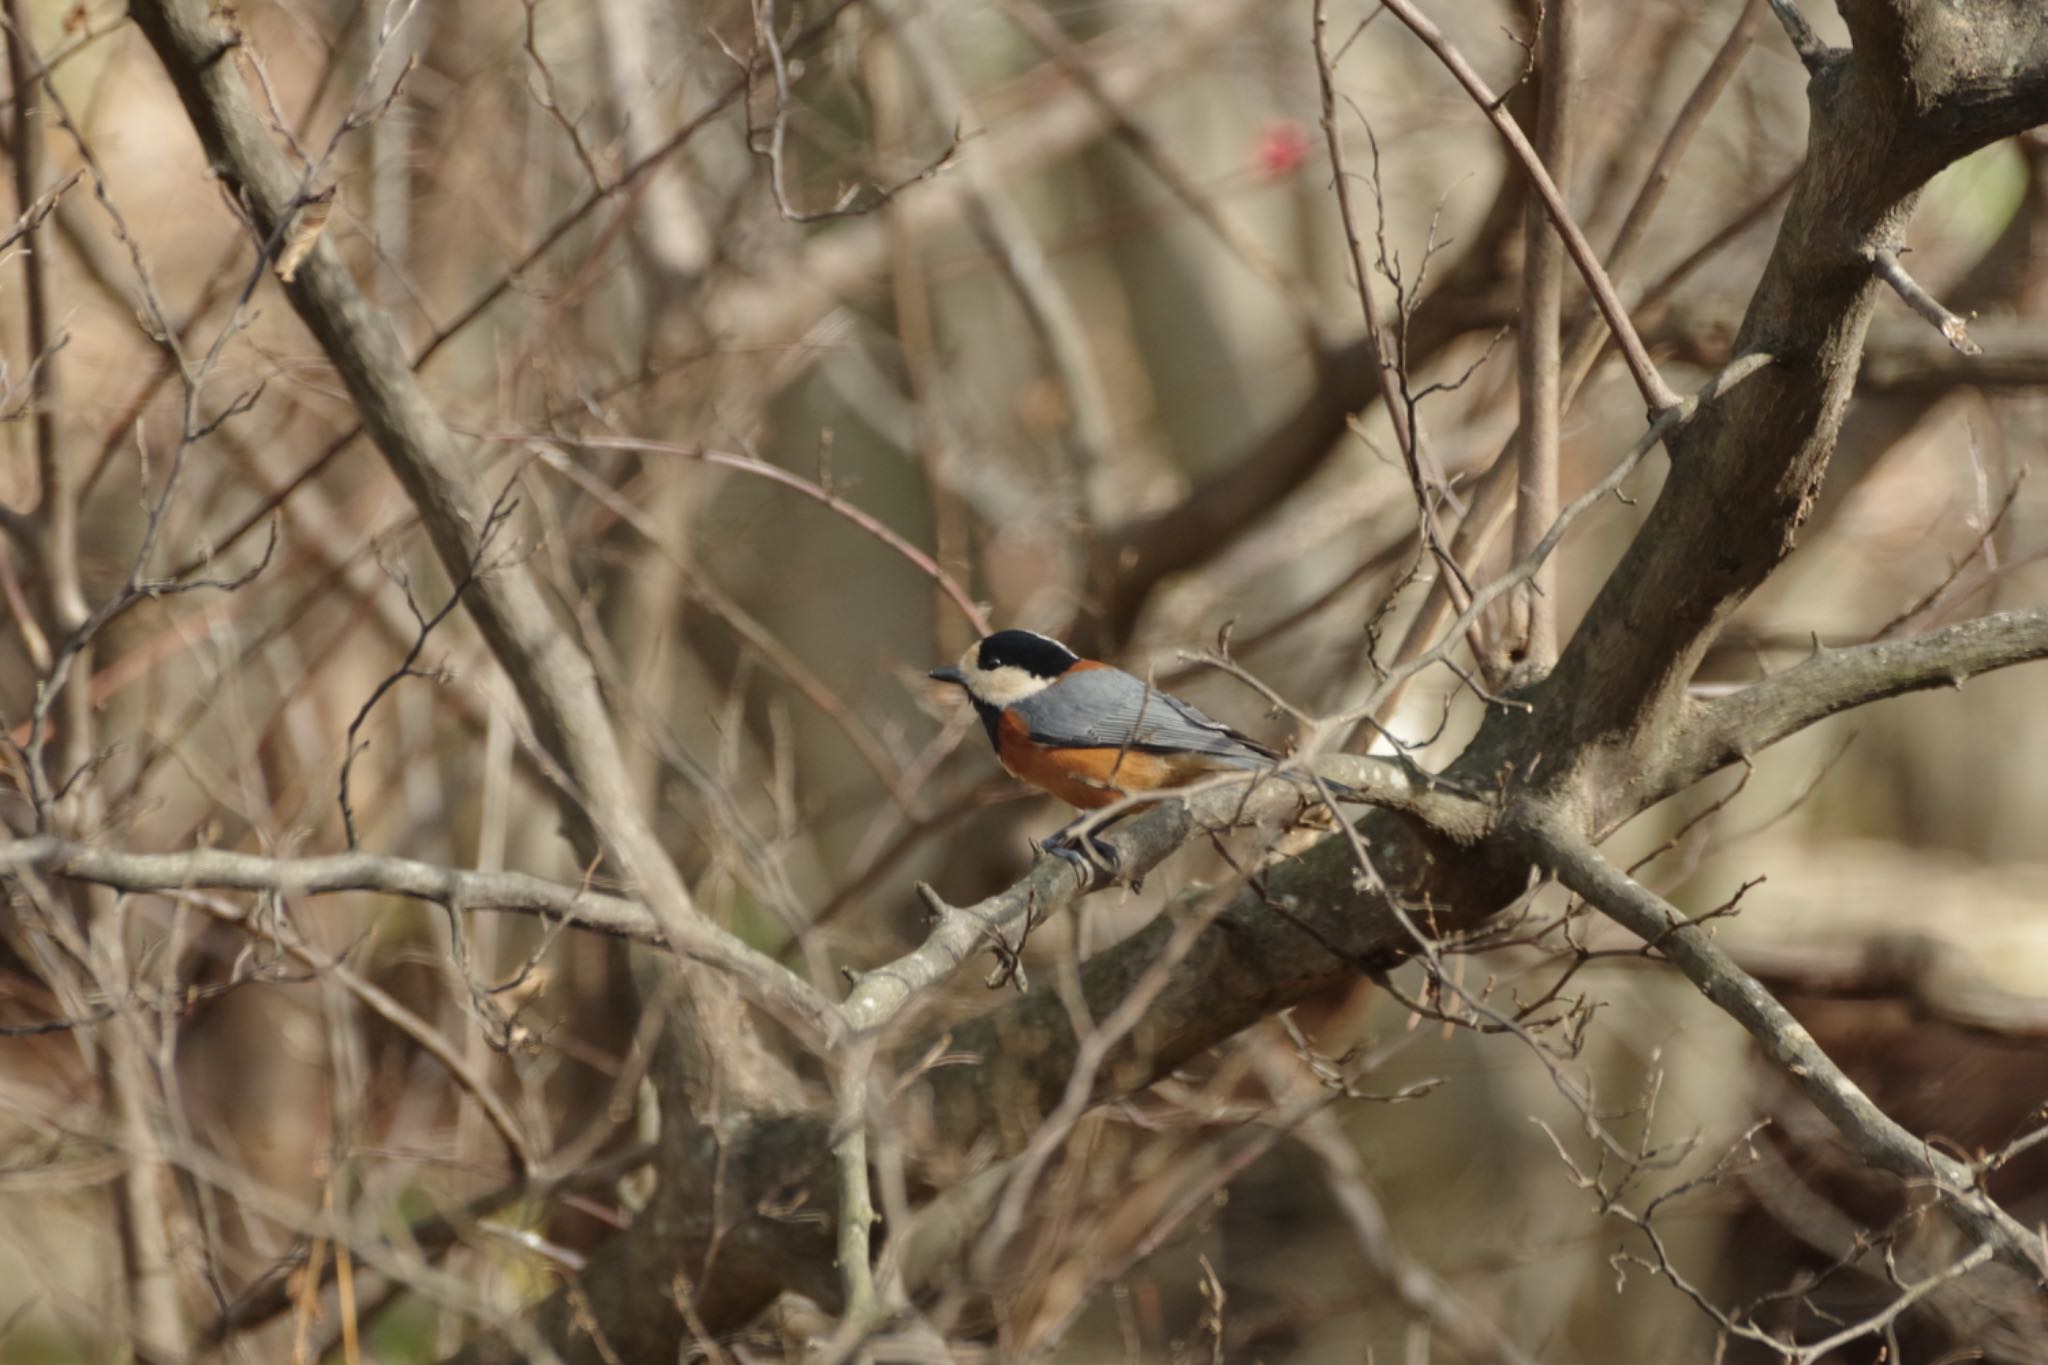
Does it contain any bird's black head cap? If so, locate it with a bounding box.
[976,629,1078,680]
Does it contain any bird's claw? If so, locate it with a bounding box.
[1037,822,1128,888]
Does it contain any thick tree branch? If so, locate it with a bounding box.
[1650,607,2048,813]
[844,753,1479,1030]
[1517,807,2048,1284]
[1838,0,2048,186]
[909,775,1511,1154]
[1531,0,2048,773]
[469,754,1495,1360]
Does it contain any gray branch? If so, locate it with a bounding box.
[1650,608,2048,814]
[1516,806,2047,1284]
[0,837,841,1048]
[842,754,1473,1031]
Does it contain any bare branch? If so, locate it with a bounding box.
[841,750,1475,1031]
[1377,0,1682,416]
[1509,0,1578,676]
[1658,607,2048,809]
[126,0,804,1125]
[0,836,843,1050]
[1867,246,1982,355]
[1516,807,2048,1284]
[1530,0,2048,774]
[1766,0,1834,74]
[339,482,521,847]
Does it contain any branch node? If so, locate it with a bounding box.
[912,880,952,920]
[1765,0,1832,73]
[1867,248,1981,356]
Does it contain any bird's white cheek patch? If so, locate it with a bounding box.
[962,662,1051,707]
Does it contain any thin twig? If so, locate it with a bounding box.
[1521,807,2048,1283]
[1377,0,1681,416]
[1868,246,1982,356]
[554,434,989,635]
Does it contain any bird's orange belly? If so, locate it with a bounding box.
[996,731,1182,809]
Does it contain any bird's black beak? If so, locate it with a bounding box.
[928,665,966,688]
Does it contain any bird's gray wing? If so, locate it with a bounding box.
[1015,666,1278,766]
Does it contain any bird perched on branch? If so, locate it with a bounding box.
[930,628,1338,870]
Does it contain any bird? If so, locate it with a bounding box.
[929,628,1313,869]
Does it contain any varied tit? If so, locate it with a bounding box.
[929,629,1301,867]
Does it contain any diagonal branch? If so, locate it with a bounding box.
[126,0,793,1114]
[1378,0,1681,417]
[1867,245,1981,355]
[1527,1,2048,774]
[1515,806,2048,1284]
[910,777,1512,1156]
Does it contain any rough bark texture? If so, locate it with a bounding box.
[1535,3,2048,777]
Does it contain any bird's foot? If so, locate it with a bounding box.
[1037,818,1132,889]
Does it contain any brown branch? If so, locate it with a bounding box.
[4,0,63,562]
[1528,0,2048,781]
[1509,0,1578,675]
[840,752,1478,1032]
[1848,4,2048,181]
[905,798,1510,1166]
[1378,0,1682,417]
[3,0,90,789]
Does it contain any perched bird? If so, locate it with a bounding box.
[929,629,1307,866]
